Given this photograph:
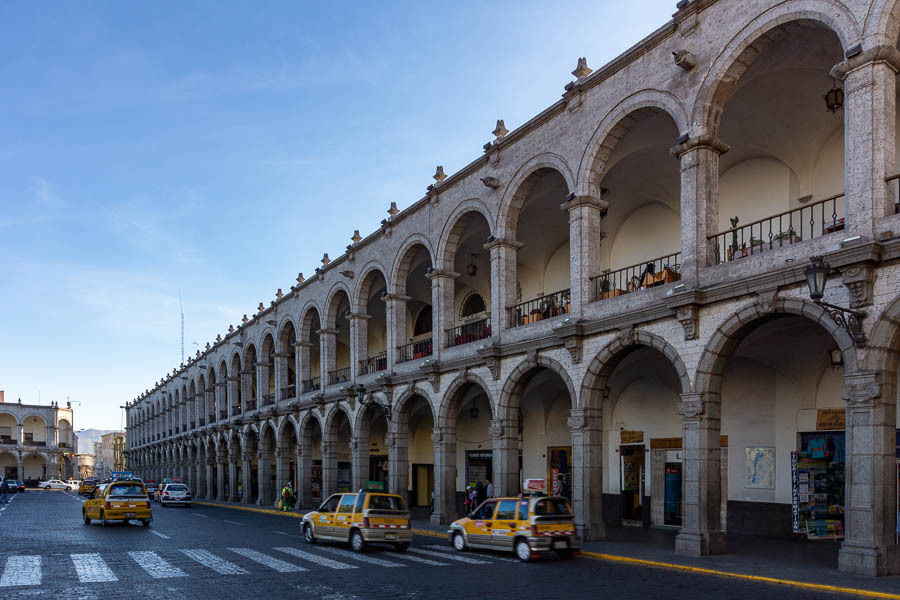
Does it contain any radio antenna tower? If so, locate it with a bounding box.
[179,290,184,364]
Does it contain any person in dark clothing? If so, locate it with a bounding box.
[475,482,486,506]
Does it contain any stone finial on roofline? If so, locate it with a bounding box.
[433,165,447,182]
[297,272,305,284]
[572,57,592,79]
[493,119,508,139]
[388,202,399,217]
[321,253,331,266]
[351,230,362,244]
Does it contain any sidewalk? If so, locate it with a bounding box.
[193,499,900,598]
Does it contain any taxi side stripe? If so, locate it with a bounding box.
[274,547,358,569]
[313,546,406,568]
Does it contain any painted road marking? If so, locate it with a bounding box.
[423,544,519,563]
[274,530,301,537]
[389,553,449,566]
[223,520,244,526]
[72,553,118,583]
[128,551,187,578]
[275,547,358,570]
[191,513,208,518]
[228,548,307,573]
[408,547,490,564]
[149,530,170,539]
[313,546,406,568]
[0,555,41,586]
[181,549,248,575]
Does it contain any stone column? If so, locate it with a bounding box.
[196,456,207,500]
[484,237,522,333]
[383,294,408,368]
[675,393,725,556]
[431,427,457,525]
[241,450,253,505]
[226,376,239,417]
[228,447,239,501]
[275,446,291,506]
[838,372,900,575]
[240,370,253,411]
[257,447,272,506]
[185,449,195,494]
[569,407,605,541]
[563,195,608,313]
[350,436,368,492]
[256,361,269,407]
[833,49,900,235]
[205,457,214,500]
[273,353,287,403]
[348,313,370,379]
[294,341,306,392]
[215,382,226,422]
[216,457,226,501]
[671,136,729,283]
[321,439,337,499]
[490,419,519,498]
[387,430,408,500]
[427,270,458,353]
[17,457,23,481]
[318,329,338,386]
[298,441,313,508]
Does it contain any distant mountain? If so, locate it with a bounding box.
[76,429,119,454]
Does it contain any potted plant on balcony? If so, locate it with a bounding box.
[727,216,740,261]
[772,227,801,243]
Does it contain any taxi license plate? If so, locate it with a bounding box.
[552,540,567,550]
[125,512,136,518]
[384,533,397,540]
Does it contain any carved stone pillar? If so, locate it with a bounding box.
[256,361,270,406]
[838,372,900,575]
[205,457,214,500]
[216,457,226,501]
[387,430,408,500]
[318,328,338,386]
[321,439,338,499]
[490,419,519,498]
[563,194,608,313]
[427,270,457,353]
[675,393,725,556]
[484,237,522,332]
[273,353,288,403]
[240,370,253,412]
[275,446,291,506]
[241,450,253,505]
[228,447,239,501]
[350,436,368,492]
[671,136,729,283]
[298,440,313,508]
[570,407,604,540]
[294,445,304,510]
[226,376,240,416]
[215,382,226,421]
[383,294,408,369]
[257,447,272,506]
[431,427,457,525]
[294,341,306,393]
[348,314,370,379]
[195,454,206,500]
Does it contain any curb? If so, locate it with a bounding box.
[190,501,898,599]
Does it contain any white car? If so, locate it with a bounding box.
[39,479,75,490]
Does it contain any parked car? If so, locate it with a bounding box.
[158,483,191,507]
[14,480,26,493]
[39,479,75,490]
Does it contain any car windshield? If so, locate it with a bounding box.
[166,484,187,491]
[367,495,405,511]
[533,498,573,516]
[109,484,145,497]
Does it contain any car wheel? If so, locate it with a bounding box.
[142,519,151,527]
[44,485,50,490]
[350,530,366,553]
[394,542,409,552]
[453,532,467,552]
[303,523,316,544]
[557,549,574,560]
[100,511,108,527]
[515,539,533,562]
[82,511,90,525]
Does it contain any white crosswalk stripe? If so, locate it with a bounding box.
[390,553,450,566]
[181,549,248,575]
[423,544,519,563]
[408,547,490,564]
[313,545,407,568]
[228,548,308,572]
[275,547,358,569]
[128,551,187,578]
[72,553,118,583]
[0,555,41,586]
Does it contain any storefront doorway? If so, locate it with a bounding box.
[620,445,644,524]
[369,454,388,490]
[466,451,492,489]
[412,463,434,508]
[311,459,322,504]
[547,446,572,498]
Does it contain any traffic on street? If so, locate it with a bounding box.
[0,485,865,599]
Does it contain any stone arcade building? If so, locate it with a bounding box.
[126,0,900,576]
[0,394,77,482]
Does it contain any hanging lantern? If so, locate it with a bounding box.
[804,255,830,301]
[824,79,844,113]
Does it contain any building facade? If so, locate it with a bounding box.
[93,432,125,480]
[76,453,95,480]
[0,392,77,481]
[126,0,900,576]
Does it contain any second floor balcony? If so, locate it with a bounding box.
[508,290,570,328]
[359,353,387,376]
[328,367,350,387]
[397,338,432,363]
[302,377,321,394]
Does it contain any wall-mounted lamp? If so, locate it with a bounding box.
[824,78,844,113]
[469,405,479,419]
[804,255,866,347]
[830,348,844,370]
[467,253,478,277]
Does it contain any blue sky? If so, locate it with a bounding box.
[0,0,677,430]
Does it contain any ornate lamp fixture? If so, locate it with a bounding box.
[804,256,866,347]
[355,384,391,421]
[824,78,844,113]
[467,253,478,277]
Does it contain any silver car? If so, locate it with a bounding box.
[159,483,192,507]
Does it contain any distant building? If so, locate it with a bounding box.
[0,390,76,480]
[93,432,125,479]
[76,453,95,479]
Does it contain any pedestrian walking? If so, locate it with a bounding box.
[281,482,293,512]
[468,486,478,511]
[0,477,8,504]
[475,481,486,506]
[484,478,493,499]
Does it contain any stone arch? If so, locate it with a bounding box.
[696,298,858,395]
[0,411,20,426]
[277,415,300,447]
[277,316,297,353]
[392,386,436,431]
[577,90,689,198]
[862,292,900,374]
[693,6,857,136]
[497,152,575,237]
[299,410,324,442]
[324,403,354,438]
[581,330,692,410]
[438,371,495,428]
[352,391,390,434]
[436,199,496,271]
[299,301,323,340]
[391,235,436,295]
[353,260,390,312]
[498,354,578,418]
[324,282,353,330]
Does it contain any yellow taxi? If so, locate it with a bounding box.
[301,489,412,552]
[78,479,97,496]
[447,481,580,562]
[82,480,153,527]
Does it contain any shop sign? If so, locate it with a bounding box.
[620,430,643,444]
[791,451,799,533]
[816,408,845,431]
[649,436,728,449]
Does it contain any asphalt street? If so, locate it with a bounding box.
[0,489,871,599]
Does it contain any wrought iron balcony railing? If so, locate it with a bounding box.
[302,377,321,394]
[328,367,351,386]
[508,289,570,328]
[446,317,491,348]
[359,352,387,376]
[591,253,681,301]
[397,338,432,363]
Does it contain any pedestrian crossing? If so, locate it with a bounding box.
[0,543,519,587]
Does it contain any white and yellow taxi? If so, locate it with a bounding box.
[448,482,580,562]
[301,490,412,552]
